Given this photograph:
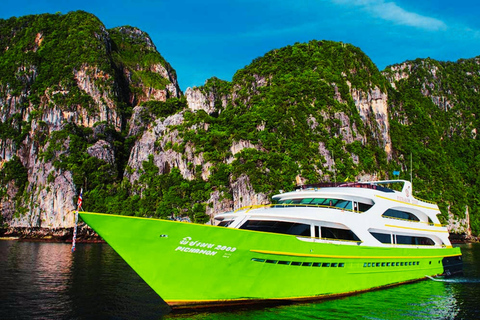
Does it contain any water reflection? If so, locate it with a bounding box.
[1,241,73,319]
[1,241,479,319]
[67,243,168,319]
[170,280,462,320]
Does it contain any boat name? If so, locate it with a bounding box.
[175,246,218,256]
[396,195,418,205]
[175,237,237,256]
[179,237,215,248]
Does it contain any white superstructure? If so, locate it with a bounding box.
[215,180,452,248]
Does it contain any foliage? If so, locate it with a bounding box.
[386,57,480,232]
[0,156,28,198]
[40,123,118,191]
[1,11,479,235]
[0,11,184,223]
[109,26,177,97]
[176,40,389,197]
[140,96,187,119]
[82,156,210,223]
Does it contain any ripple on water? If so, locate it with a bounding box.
[1,242,479,319]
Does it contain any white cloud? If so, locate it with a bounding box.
[333,0,447,31]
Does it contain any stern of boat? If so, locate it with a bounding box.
[442,255,463,276]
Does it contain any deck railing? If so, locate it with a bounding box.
[234,203,358,214]
[381,215,446,227]
[296,182,395,193]
[412,195,437,205]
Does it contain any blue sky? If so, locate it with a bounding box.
[2,0,480,92]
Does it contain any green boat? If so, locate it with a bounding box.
[79,180,462,308]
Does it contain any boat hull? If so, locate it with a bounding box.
[79,212,462,307]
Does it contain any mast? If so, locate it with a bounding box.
[410,152,413,185]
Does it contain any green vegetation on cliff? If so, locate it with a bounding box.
[177,41,390,196]
[0,11,479,234]
[0,11,189,223]
[385,57,480,230]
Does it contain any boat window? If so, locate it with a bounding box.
[321,226,360,241]
[276,198,371,212]
[325,199,338,206]
[358,202,373,212]
[382,209,420,221]
[396,235,435,246]
[310,198,327,205]
[217,220,234,227]
[335,200,351,209]
[370,232,392,244]
[300,198,314,204]
[240,220,311,236]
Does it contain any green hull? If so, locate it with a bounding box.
[79,212,461,307]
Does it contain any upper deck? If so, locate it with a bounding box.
[215,180,449,248]
[275,180,438,208]
[296,181,396,193]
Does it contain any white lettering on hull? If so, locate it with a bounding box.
[175,237,237,257]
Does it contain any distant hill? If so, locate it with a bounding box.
[0,11,478,236]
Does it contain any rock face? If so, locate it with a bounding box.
[87,140,115,165]
[1,15,478,236]
[185,87,216,114]
[383,57,480,235]
[448,207,471,236]
[125,111,203,182]
[0,12,180,228]
[349,86,392,159]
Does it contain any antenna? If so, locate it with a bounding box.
[410,152,413,185]
[333,150,336,184]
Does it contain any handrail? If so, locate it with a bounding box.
[296,182,395,193]
[382,216,446,227]
[234,203,358,214]
[392,243,442,248]
[412,195,437,205]
[297,235,363,244]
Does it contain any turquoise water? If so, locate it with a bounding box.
[1,241,479,319]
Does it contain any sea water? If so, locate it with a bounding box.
[1,240,479,319]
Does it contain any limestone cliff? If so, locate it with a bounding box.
[0,11,180,228]
[1,13,479,236]
[383,57,480,234]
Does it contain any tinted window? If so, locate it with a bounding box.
[310,198,327,205]
[321,226,360,241]
[277,198,371,212]
[396,235,435,245]
[383,209,419,221]
[358,202,373,212]
[240,220,311,236]
[300,198,314,204]
[218,220,233,227]
[371,232,391,244]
